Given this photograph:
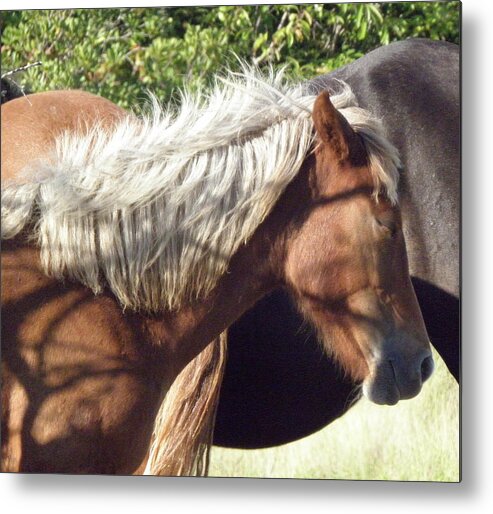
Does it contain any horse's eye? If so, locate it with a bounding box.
[376,214,398,238]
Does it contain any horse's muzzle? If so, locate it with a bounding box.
[362,348,434,406]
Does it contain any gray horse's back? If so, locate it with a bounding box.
[313,38,459,296]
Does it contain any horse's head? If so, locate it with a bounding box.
[283,91,433,405]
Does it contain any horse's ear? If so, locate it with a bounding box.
[312,91,355,162]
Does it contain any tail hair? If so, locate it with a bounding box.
[144,332,227,476]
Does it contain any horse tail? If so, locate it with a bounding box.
[144,331,227,476]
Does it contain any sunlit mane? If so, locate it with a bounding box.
[1,66,400,312]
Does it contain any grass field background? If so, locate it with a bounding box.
[209,347,459,481]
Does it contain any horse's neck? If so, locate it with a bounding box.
[134,163,312,377]
[134,228,279,376]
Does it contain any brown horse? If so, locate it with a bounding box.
[1,69,433,475]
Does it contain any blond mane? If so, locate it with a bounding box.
[1,66,400,312]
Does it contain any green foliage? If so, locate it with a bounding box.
[1,3,460,111]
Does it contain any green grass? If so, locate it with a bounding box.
[209,348,459,481]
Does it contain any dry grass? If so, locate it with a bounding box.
[209,347,459,481]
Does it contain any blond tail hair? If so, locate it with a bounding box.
[143,332,227,476]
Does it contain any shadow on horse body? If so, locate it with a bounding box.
[1,67,433,473]
[214,38,460,449]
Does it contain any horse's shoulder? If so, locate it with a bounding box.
[2,88,117,106]
[1,90,128,181]
[2,89,127,125]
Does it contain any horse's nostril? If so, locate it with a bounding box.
[420,355,434,383]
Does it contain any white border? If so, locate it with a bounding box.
[2,1,344,9]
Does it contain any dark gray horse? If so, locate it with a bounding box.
[214,38,459,448]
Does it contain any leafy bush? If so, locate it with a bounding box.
[1,3,460,111]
